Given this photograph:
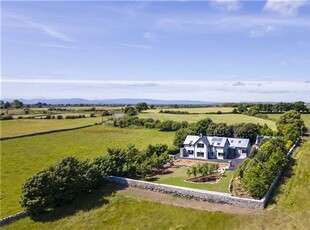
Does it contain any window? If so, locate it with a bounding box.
[197,152,204,157]
[242,149,247,153]
[188,150,194,155]
[218,152,223,156]
[197,143,204,148]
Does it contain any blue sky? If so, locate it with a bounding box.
[1,0,310,102]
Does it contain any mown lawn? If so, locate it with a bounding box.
[138,113,276,130]
[0,126,174,217]
[0,117,109,138]
[2,138,310,229]
[145,167,233,193]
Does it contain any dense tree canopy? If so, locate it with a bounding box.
[135,102,148,112]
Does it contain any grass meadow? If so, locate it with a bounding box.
[0,126,175,217]
[3,138,310,229]
[138,113,277,130]
[145,167,233,193]
[147,107,234,114]
[0,117,109,138]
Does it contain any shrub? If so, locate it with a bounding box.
[0,115,13,120]
[21,157,102,215]
[57,115,63,119]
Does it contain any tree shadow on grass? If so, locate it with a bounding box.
[144,177,159,182]
[30,182,128,223]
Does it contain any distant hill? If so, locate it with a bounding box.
[3,98,218,105]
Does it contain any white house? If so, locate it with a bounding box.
[180,135,251,160]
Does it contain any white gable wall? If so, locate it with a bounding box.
[194,140,208,160]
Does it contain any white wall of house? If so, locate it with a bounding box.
[194,140,208,160]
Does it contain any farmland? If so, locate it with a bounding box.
[0,126,174,217]
[138,113,277,130]
[2,138,310,229]
[0,117,108,138]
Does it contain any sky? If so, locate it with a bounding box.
[1,0,310,102]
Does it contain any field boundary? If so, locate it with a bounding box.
[0,211,26,227]
[0,124,95,141]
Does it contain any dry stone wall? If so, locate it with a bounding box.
[0,212,26,227]
[107,176,265,209]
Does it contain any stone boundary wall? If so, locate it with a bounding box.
[0,212,26,227]
[0,124,95,141]
[107,176,265,209]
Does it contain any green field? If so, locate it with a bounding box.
[146,107,234,114]
[3,189,241,230]
[3,138,310,229]
[0,117,109,138]
[146,167,233,193]
[0,126,174,217]
[138,113,276,130]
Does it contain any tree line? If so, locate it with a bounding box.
[173,118,275,148]
[232,110,305,199]
[21,143,172,215]
[222,101,309,114]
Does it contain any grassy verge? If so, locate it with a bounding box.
[145,167,233,193]
[138,113,276,130]
[0,126,174,217]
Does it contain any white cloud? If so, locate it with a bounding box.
[263,0,310,17]
[211,0,242,11]
[2,79,309,102]
[249,25,275,37]
[143,32,157,41]
[156,15,310,34]
[3,12,73,42]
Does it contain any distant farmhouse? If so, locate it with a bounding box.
[180,134,251,160]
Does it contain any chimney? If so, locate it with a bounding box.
[199,133,203,138]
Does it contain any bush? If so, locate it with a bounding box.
[0,115,13,120]
[57,115,63,119]
[159,120,182,131]
[21,157,103,215]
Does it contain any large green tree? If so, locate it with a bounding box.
[11,99,24,108]
[135,102,148,112]
[276,110,306,134]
